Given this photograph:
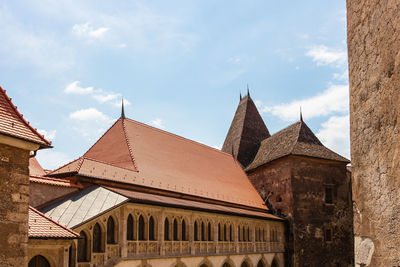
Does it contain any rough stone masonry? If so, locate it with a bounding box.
[347,0,400,266]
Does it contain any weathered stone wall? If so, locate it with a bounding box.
[29,183,78,208]
[347,0,400,266]
[248,156,353,267]
[0,143,30,266]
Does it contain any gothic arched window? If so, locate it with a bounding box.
[257,260,266,267]
[208,222,212,241]
[93,223,103,252]
[107,216,115,244]
[164,218,170,241]
[242,226,245,241]
[182,219,187,241]
[238,226,241,241]
[138,215,145,240]
[201,222,205,241]
[173,219,178,241]
[149,216,155,240]
[224,224,227,241]
[78,231,88,262]
[194,221,198,241]
[218,223,222,241]
[127,214,134,240]
[230,225,233,241]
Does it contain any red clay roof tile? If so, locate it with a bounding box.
[0,86,51,148]
[28,206,79,238]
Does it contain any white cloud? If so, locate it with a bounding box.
[333,69,349,81]
[228,56,241,64]
[35,150,73,170]
[306,45,347,66]
[316,115,350,159]
[69,108,109,121]
[151,118,165,129]
[37,129,56,141]
[260,84,349,121]
[65,81,93,94]
[72,22,109,38]
[212,145,221,150]
[93,92,120,103]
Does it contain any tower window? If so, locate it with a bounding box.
[325,187,333,204]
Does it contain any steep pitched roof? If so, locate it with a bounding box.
[29,157,47,176]
[0,86,51,148]
[222,94,270,167]
[48,117,267,211]
[28,206,79,238]
[41,186,128,228]
[246,120,350,171]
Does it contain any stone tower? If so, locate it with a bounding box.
[347,0,400,266]
[224,96,354,267]
[0,87,51,266]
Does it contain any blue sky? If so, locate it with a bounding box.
[0,1,349,169]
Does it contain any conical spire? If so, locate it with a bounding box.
[121,98,125,119]
[222,93,270,167]
[300,106,303,121]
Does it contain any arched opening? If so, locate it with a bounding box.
[229,225,233,241]
[247,227,251,241]
[164,218,170,241]
[207,222,212,241]
[78,230,89,262]
[218,223,222,241]
[201,222,205,241]
[173,219,178,241]
[182,219,187,241]
[271,258,278,267]
[238,226,241,241]
[138,215,145,240]
[107,216,115,244]
[257,259,266,267]
[149,216,155,240]
[194,221,198,241]
[222,262,232,267]
[28,255,50,267]
[93,223,103,252]
[68,242,76,267]
[242,226,245,241]
[241,260,250,267]
[127,214,134,240]
[224,224,228,241]
[262,229,265,241]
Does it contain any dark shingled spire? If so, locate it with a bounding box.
[121,98,125,119]
[222,94,270,167]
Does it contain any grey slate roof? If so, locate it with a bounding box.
[41,186,128,229]
[246,120,349,171]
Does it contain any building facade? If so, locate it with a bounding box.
[222,94,354,267]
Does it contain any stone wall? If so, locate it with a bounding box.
[30,183,78,208]
[0,143,30,266]
[248,156,353,267]
[347,0,400,266]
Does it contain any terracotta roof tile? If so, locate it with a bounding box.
[246,120,349,171]
[28,206,79,238]
[29,157,46,176]
[0,86,51,148]
[29,176,82,188]
[48,118,267,210]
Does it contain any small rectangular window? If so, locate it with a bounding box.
[325,187,333,204]
[325,228,332,242]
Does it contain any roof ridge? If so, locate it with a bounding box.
[81,156,140,172]
[46,157,83,176]
[288,120,303,154]
[124,118,233,158]
[29,206,79,237]
[121,119,138,171]
[236,96,250,154]
[0,86,51,147]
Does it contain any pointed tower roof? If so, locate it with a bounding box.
[246,120,349,171]
[0,86,51,148]
[222,94,270,167]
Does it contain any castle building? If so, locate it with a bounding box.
[222,94,354,267]
[27,105,286,267]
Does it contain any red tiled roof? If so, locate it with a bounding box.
[48,118,268,211]
[29,176,83,188]
[28,206,79,238]
[29,157,46,176]
[0,86,51,148]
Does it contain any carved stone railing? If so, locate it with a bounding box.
[77,263,90,267]
[165,241,190,255]
[92,253,104,265]
[106,244,120,260]
[219,242,235,253]
[194,241,215,254]
[270,241,284,252]
[127,241,159,256]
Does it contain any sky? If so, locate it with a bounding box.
[0,1,349,170]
